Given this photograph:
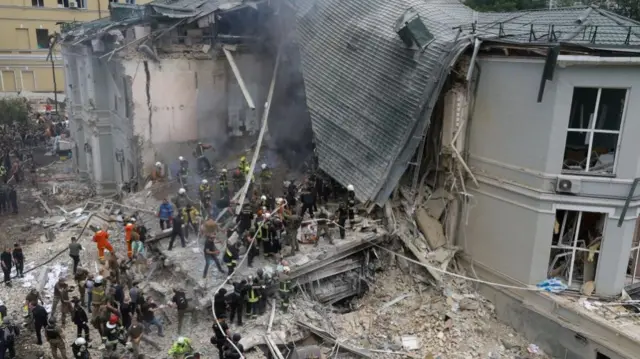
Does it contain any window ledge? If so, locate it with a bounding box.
[561,170,617,179]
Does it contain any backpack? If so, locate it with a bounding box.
[176,292,188,310]
[2,325,14,342]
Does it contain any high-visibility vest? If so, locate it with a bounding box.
[248,288,259,303]
[279,280,290,293]
[224,248,236,266]
[91,287,105,305]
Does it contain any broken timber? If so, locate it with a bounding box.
[296,321,372,358]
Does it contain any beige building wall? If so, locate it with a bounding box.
[0,0,150,94]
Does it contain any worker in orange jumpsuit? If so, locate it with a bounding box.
[93,228,113,262]
[124,223,134,259]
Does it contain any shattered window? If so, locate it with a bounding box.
[562,87,627,175]
[36,29,49,49]
[548,210,606,288]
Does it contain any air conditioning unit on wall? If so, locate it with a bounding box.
[556,176,582,195]
[69,1,77,7]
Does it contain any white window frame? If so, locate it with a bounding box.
[563,87,629,176]
[550,207,610,287]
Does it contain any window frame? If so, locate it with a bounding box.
[31,0,44,7]
[35,28,50,49]
[562,86,629,177]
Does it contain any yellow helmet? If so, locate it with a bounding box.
[240,156,246,162]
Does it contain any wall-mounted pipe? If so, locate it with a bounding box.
[618,177,640,227]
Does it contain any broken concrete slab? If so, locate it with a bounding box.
[415,207,446,249]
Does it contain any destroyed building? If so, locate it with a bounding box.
[60,0,640,358]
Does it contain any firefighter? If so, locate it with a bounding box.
[232,168,244,193]
[168,336,194,359]
[247,277,262,318]
[102,314,123,355]
[178,156,189,171]
[259,163,272,194]
[218,169,229,198]
[238,156,250,177]
[223,242,239,276]
[199,179,211,202]
[124,222,134,259]
[279,267,291,312]
[194,142,213,173]
[175,188,188,209]
[153,161,165,181]
[346,184,356,228]
[181,203,200,239]
[72,337,90,359]
[236,203,254,238]
[92,228,113,262]
[336,202,348,239]
[90,276,106,334]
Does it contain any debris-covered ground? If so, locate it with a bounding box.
[0,154,550,359]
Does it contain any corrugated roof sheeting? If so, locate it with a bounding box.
[291,0,640,205]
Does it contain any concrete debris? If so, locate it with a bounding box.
[296,320,372,358]
[415,207,447,250]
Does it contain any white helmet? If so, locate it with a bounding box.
[155,161,162,167]
[283,266,291,274]
[201,179,208,184]
[261,163,267,170]
[275,197,283,204]
[94,276,104,284]
[106,322,116,329]
[0,300,4,306]
[178,188,186,195]
[264,213,271,219]
[347,184,354,191]
[260,195,267,201]
[179,156,184,161]
[74,337,87,346]
[177,336,186,344]
[222,168,227,173]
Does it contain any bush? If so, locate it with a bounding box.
[0,98,30,126]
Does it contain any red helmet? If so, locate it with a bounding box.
[235,169,241,176]
[109,314,119,324]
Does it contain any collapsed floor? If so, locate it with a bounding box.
[0,155,552,359]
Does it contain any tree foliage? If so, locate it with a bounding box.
[0,98,31,126]
[465,0,640,21]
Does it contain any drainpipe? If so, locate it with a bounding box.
[618,177,640,227]
[557,55,640,66]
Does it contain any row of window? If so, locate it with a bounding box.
[1,69,61,92]
[29,0,135,8]
[562,87,627,176]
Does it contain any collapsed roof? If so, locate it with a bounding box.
[290,0,640,205]
[60,0,640,205]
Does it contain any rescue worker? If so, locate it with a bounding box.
[71,337,90,359]
[90,276,106,333]
[264,213,280,256]
[232,168,244,193]
[259,163,272,194]
[213,289,227,319]
[218,169,229,198]
[256,216,271,256]
[177,157,189,188]
[158,199,174,230]
[258,195,272,213]
[223,241,239,275]
[316,210,333,245]
[194,142,213,173]
[336,202,348,239]
[45,317,68,359]
[346,184,356,228]
[102,314,123,355]
[175,188,188,209]
[127,317,143,358]
[236,203,254,237]
[285,180,297,208]
[124,222,134,259]
[247,277,262,318]
[74,268,89,304]
[226,280,246,326]
[153,161,165,181]
[279,266,292,312]
[199,179,211,207]
[300,186,315,218]
[256,268,272,312]
[211,317,230,359]
[68,237,82,275]
[52,277,72,326]
[181,203,200,239]
[0,318,18,359]
[92,228,113,262]
[170,287,194,335]
[284,212,301,253]
[32,299,48,345]
[168,336,193,358]
[72,297,90,344]
[168,213,186,250]
[222,333,244,359]
[178,156,188,171]
[238,156,250,178]
[245,230,259,268]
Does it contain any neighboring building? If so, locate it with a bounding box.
[0,0,150,95]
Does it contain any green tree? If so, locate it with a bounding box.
[0,98,30,127]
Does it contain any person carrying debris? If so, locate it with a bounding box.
[278,267,292,312]
[93,228,113,262]
[68,237,83,275]
[71,297,90,344]
[0,318,19,359]
[0,248,11,287]
[71,337,90,359]
[124,223,135,259]
[158,199,173,230]
[12,243,24,278]
[203,235,224,279]
[168,336,194,359]
[223,241,239,276]
[45,318,68,359]
[181,203,200,239]
[170,287,194,335]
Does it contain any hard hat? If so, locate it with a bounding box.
[94,276,104,284]
[179,156,185,161]
[240,156,246,162]
[264,213,271,219]
[109,314,118,325]
[257,268,264,276]
[347,184,354,191]
[155,161,162,167]
[177,336,186,344]
[201,179,208,184]
[75,337,87,346]
[222,168,227,173]
[283,266,291,273]
[232,333,241,342]
[178,188,186,194]
[260,195,267,201]
[130,217,137,223]
[261,163,267,170]
[125,223,134,229]
[106,321,116,329]
[275,197,282,204]
[0,300,4,306]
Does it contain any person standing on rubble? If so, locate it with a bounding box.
[32,299,48,345]
[181,203,200,239]
[7,186,16,214]
[141,297,164,337]
[346,184,356,228]
[226,280,246,327]
[223,241,239,275]
[247,277,262,318]
[203,235,224,279]
[71,337,90,359]
[12,243,24,278]
[52,278,72,326]
[316,210,333,245]
[45,317,68,359]
[245,230,259,268]
[71,297,90,344]
[283,212,301,254]
[211,316,230,359]
[299,185,315,219]
[74,268,89,305]
[168,213,186,250]
[259,163,272,194]
[127,317,144,358]
[0,318,19,359]
[213,289,227,319]
[218,169,229,198]
[0,248,11,287]
[195,142,214,174]
[68,237,83,275]
[93,228,113,263]
[336,202,348,239]
[90,276,106,335]
[124,222,135,260]
[175,188,189,210]
[0,184,7,215]
[170,287,194,335]
[158,199,173,230]
[222,333,244,359]
[278,266,292,312]
[236,203,253,238]
[102,314,123,355]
